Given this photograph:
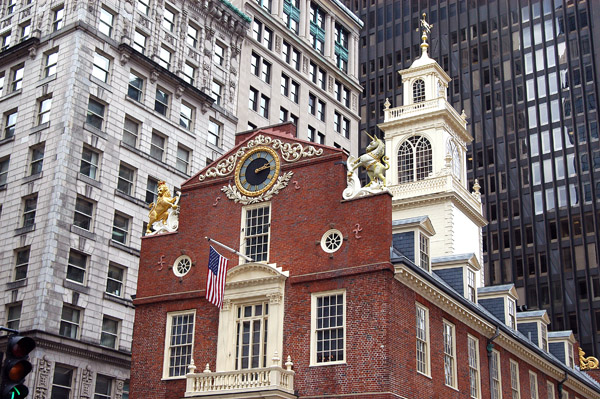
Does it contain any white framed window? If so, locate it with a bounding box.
[249,87,259,111]
[145,177,159,204]
[179,102,193,130]
[99,7,114,36]
[213,42,225,66]
[419,233,430,271]
[259,94,269,118]
[163,310,196,378]
[235,302,269,369]
[92,51,110,82]
[154,87,169,116]
[398,136,432,183]
[122,117,139,147]
[507,298,517,329]
[37,96,52,125]
[413,79,426,103]
[467,269,476,302]
[562,391,568,399]
[183,63,195,85]
[53,6,65,31]
[22,194,38,227]
[208,119,221,147]
[5,0,15,14]
[415,303,430,375]
[86,97,105,130]
[186,24,198,47]
[320,229,343,253]
[176,145,190,174]
[73,197,94,231]
[137,0,150,15]
[310,290,345,365]
[150,132,166,161]
[117,163,135,195]
[94,375,113,399]
[79,146,99,179]
[45,49,58,77]
[241,203,271,262]
[546,382,555,399]
[2,32,11,50]
[20,22,31,41]
[0,156,8,189]
[11,64,24,91]
[162,7,175,32]
[66,249,87,284]
[59,304,81,339]
[567,343,574,368]
[112,212,130,244]
[211,80,223,105]
[510,359,520,399]
[540,323,548,351]
[4,109,17,139]
[491,350,502,399]
[6,303,21,330]
[529,371,538,399]
[14,247,29,281]
[100,316,120,348]
[127,71,143,102]
[133,30,147,53]
[172,255,192,277]
[261,60,271,83]
[468,335,481,399]
[106,264,125,297]
[29,143,44,175]
[159,47,172,69]
[443,320,456,388]
[51,366,74,398]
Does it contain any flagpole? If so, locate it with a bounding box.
[205,237,254,262]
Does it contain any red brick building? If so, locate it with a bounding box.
[131,38,600,399]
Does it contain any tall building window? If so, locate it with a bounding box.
[249,87,259,111]
[162,7,175,32]
[397,136,432,183]
[117,163,135,195]
[510,359,520,399]
[5,0,15,14]
[73,197,94,231]
[1,32,11,50]
[45,49,58,77]
[94,375,113,399]
[127,72,143,102]
[415,303,430,375]
[213,42,225,66]
[150,132,166,161]
[312,291,345,364]
[179,102,193,130]
[6,303,21,330]
[468,335,480,399]
[208,120,221,147]
[491,350,501,399]
[59,305,81,339]
[283,0,300,33]
[14,247,29,281]
[11,64,24,91]
[183,63,195,85]
[51,366,74,398]
[159,47,172,69]
[546,382,555,399]
[137,0,150,14]
[145,177,159,204]
[261,61,271,83]
[66,249,87,283]
[99,8,114,36]
[529,372,538,399]
[163,311,195,378]
[53,6,64,31]
[317,99,325,121]
[4,109,17,139]
[211,81,222,105]
[413,79,426,103]
[334,23,348,73]
[242,204,270,262]
[186,24,198,48]
[342,117,350,139]
[106,264,125,297]
[443,321,456,387]
[100,317,119,348]
[176,145,190,174]
[86,98,105,130]
[133,30,147,53]
[255,0,271,12]
[0,156,9,188]
[37,97,52,125]
[92,51,110,82]
[20,22,31,41]
[79,147,99,180]
[154,88,169,116]
[122,117,139,147]
[112,213,130,244]
[22,195,37,227]
[235,302,269,369]
[309,3,325,54]
[252,19,273,50]
[259,94,269,118]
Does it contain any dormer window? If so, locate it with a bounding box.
[540,323,548,351]
[413,79,425,103]
[467,269,476,302]
[507,298,516,329]
[419,233,430,271]
[398,136,432,183]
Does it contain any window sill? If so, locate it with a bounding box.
[70,225,96,240]
[309,360,347,367]
[0,89,22,103]
[89,75,113,92]
[22,172,43,184]
[77,173,102,189]
[6,279,27,289]
[37,74,57,86]
[63,279,90,294]
[0,135,15,146]
[83,123,108,140]
[109,240,141,257]
[115,189,148,208]
[14,224,35,235]
[103,292,134,308]
[417,371,432,380]
[30,122,50,134]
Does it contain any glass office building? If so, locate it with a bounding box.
[346,0,599,355]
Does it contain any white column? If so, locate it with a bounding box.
[300,0,310,41]
[349,33,358,79]
[324,14,332,59]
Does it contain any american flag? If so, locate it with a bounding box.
[206,246,228,308]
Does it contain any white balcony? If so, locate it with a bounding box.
[383,97,466,128]
[185,360,295,398]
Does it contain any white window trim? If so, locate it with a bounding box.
[415,302,431,377]
[239,202,271,264]
[529,371,538,399]
[162,309,196,379]
[510,359,521,399]
[491,349,502,399]
[443,319,457,388]
[546,381,555,399]
[310,289,346,367]
[467,334,481,399]
[506,298,517,329]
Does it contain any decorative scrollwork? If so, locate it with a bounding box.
[198,135,322,182]
[221,172,293,205]
[580,347,599,370]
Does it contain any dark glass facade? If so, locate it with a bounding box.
[345,0,600,355]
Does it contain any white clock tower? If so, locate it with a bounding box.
[378,16,487,285]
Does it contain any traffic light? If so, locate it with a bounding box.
[1,335,35,399]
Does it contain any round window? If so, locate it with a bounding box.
[173,255,192,277]
[320,229,343,253]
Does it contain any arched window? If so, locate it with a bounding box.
[413,79,426,103]
[398,136,432,183]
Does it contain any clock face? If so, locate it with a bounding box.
[235,147,281,197]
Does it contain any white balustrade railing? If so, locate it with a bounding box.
[185,366,295,397]
[384,98,465,125]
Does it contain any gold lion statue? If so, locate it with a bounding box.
[147,181,179,234]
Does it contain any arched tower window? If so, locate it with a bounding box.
[398,136,432,183]
[413,79,426,103]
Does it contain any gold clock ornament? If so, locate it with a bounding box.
[234,147,281,197]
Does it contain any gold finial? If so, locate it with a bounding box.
[579,347,599,370]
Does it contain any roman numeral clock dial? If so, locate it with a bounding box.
[234,147,281,197]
